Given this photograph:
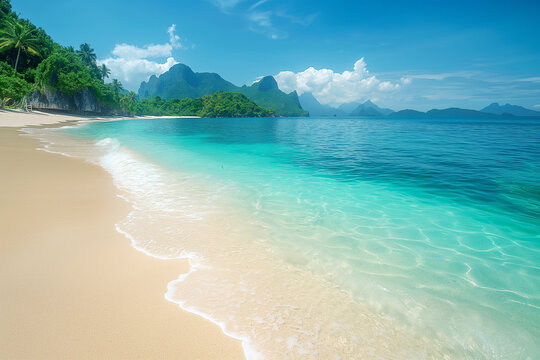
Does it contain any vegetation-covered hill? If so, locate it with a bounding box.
[238,76,307,117]
[139,63,238,100]
[138,64,308,117]
[130,91,275,118]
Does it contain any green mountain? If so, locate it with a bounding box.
[238,76,307,117]
[138,64,237,100]
[138,64,307,117]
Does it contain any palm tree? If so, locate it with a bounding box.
[120,91,137,111]
[76,43,96,67]
[111,78,123,97]
[100,64,111,81]
[0,18,40,72]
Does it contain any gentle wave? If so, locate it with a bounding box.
[23,117,540,359]
[24,126,450,359]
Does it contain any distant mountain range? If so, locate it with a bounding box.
[138,69,540,119]
[139,64,307,117]
[350,100,394,116]
[298,93,346,116]
[298,92,540,118]
[481,103,540,117]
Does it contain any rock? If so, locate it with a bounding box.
[27,87,113,114]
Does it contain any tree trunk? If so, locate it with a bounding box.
[14,47,21,73]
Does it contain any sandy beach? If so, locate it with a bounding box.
[0,112,243,359]
[0,108,197,127]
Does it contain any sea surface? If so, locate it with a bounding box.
[26,116,540,359]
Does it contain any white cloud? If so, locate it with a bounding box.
[112,43,173,59]
[99,57,178,91]
[168,24,182,48]
[275,58,407,106]
[98,25,184,91]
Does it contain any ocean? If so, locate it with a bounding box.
[26,116,540,359]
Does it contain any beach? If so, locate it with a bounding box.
[1,111,538,359]
[0,112,243,359]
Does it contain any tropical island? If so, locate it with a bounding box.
[0,0,276,118]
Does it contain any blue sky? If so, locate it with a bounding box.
[13,0,540,110]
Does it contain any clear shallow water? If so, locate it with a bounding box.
[28,116,539,359]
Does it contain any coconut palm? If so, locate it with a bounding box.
[0,18,40,72]
[119,91,137,111]
[100,64,111,81]
[111,78,123,97]
[76,43,96,67]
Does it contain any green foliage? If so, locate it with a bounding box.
[76,43,96,66]
[100,64,110,81]
[130,91,275,118]
[200,91,275,118]
[0,60,32,105]
[0,16,40,72]
[34,49,119,107]
[35,49,93,94]
[239,86,308,117]
[0,0,12,19]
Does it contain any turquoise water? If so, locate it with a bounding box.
[46,116,539,358]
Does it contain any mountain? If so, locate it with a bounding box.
[426,108,493,117]
[388,109,426,117]
[350,100,394,116]
[138,64,307,117]
[298,92,345,116]
[481,103,540,117]
[138,64,237,100]
[337,102,361,114]
[238,76,308,117]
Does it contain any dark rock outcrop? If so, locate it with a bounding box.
[27,87,112,114]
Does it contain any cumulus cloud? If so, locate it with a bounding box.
[99,57,178,90]
[275,58,407,106]
[98,25,183,91]
[111,43,174,59]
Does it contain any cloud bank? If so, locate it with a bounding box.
[275,58,408,106]
[99,25,183,91]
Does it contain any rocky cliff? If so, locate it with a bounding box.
[27,87,114,114]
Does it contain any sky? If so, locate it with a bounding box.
[12,0,540,110]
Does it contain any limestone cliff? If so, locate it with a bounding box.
[27,87,116,114]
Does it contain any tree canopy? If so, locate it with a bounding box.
[129,91,275,118]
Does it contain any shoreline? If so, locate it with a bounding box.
[0,108,199,128]
[0,121,244,359]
